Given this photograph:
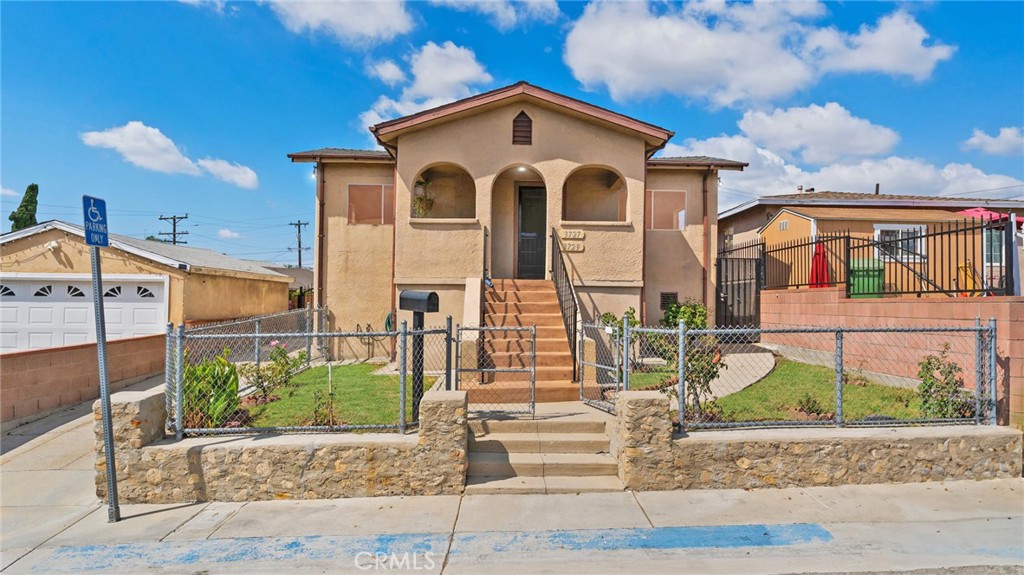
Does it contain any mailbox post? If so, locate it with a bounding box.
[399,290,439,418]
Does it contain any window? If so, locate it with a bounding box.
[34,285,52,297]
[660,292,678,310]
[779,220,788,231]
[104,286,122,298]
[512,111,532,145]
[137,286,155,298]
[984,228,1004,265]
[0,285,14,297]
[874,224,926,261]
[67,286,85,297]
[645,190,687,230]
[348,184,395,225]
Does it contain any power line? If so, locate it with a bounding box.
[287,221,310,268]
[158,214,189,245]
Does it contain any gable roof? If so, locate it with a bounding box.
[288,147,392,163]
[647,156,748,170]
[721,191,1024,220]
[368,81,674,147]
[1,221,289,281]
[784,206,979,223]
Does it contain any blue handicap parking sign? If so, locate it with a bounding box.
[83,195,109,247]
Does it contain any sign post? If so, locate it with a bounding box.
[84,195,120,523]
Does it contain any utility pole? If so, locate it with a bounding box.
[288,221,310,268]
[158,214,189,245]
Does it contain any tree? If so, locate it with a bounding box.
[145,235,169,243]
[8,183,39,231]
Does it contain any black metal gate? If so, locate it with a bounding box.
[715,256,762,329]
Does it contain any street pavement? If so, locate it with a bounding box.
[2,389,1022,574]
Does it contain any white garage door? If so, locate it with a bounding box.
[0,274,168,352]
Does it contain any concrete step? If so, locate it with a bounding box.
[492,279,554,291]
[484,301,561,314]
[466,384,579,404]
[483,313,566,328]
[469,419,607,435]
[481,325,567,339]
[467,452,618,477]
[469,432,610,454]
[485,291,558,303]
[464,475,624,495]
[480,366,573,382]
[483,338,569,354]
[483,351,573,368]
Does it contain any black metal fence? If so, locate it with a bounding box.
[551,228,579,381]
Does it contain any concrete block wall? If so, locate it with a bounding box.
[760,288,1024,428]
[1,334,166,431]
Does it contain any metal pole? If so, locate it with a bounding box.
[412,312,424,418]
[91,247,120,522]
[305,306,313,364]
[254,319,261,365]
[445,315,453,391]
[622,318,631,391]
[175,324,185,441]
[974,318,983,425]
[164,323,174,434]
[399,320,408,434]
[454,324,461,392]
[835,330,844,427]
[678,320,686,432]
[988,318,997,425]
[531,326,537,418]
[614,327,621,393]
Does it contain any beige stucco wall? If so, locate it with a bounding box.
[318,162,396,358]
[0,228,187,323]
[720,207,771,248]
[181,271,288,323]
[643,169,718,323]
[392,100,648,287]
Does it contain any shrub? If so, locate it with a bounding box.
[183,349,240,428]
[238,341,308,399]
[796,393,826,416]
[917,343,975,419]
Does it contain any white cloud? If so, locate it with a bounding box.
[268,0,412,46]
[81,121,200,175]
[368,59,406,86]
[564,3,956,107]
[359,41,492,130]
[178,0,227,13]
[738,102,899,164]
[962,127,1024,156]
[663,137,1024,210]
[1,187,17,197]
[197,158,259,189]
[806,11,955,81]
[217,228,242,239]
[430,0,559,31]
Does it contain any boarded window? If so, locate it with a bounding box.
[512,111,532,145]
[646,190,687,230]
[660,292,678,310]
[348,184,395,225]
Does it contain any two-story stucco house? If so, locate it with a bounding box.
[289,82,744,400]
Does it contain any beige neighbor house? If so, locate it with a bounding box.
[289,82,745,401]
[0,220,291,352]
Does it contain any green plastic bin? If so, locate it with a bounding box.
[849,258,884,298]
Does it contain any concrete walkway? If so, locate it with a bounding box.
[2,389,1022,574]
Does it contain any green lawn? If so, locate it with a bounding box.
[248,363,433,428]
[716,359,920,422]
[630,365,677,389]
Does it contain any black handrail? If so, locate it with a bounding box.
[550,228,579,381]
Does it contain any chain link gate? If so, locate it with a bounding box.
[579,322,622,413]
[455,325,536,416]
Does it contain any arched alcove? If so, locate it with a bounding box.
[562,166,626,222]
[412,164,475,219]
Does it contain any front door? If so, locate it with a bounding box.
[517,187,546,279]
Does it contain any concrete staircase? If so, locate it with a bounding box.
[464,411,624,494]
[481,279,577,402]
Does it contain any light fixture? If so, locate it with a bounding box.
[517,166,527,173]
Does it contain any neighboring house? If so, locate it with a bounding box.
[0,220,291,352]
[719,191,1024,249]
[245,260,314,309]
[289,81,746,341]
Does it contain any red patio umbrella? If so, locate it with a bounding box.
[809,241,831,288]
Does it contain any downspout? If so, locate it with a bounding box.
[316,157,325,308]
[701,167,714,308]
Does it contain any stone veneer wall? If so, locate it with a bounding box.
[94,388,468,503]
[615,391,1023,491]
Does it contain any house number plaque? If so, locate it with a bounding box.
[561,230,585,240]
[562,242,585,253]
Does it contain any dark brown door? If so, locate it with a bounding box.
[517,187,546,279]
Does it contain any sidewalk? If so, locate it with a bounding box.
[2,388,1022,574]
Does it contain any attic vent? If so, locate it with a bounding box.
[660,292,678,310]
[512,111,532,145]
[779,220,789,231]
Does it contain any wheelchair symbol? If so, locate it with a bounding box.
[87,200,103,223]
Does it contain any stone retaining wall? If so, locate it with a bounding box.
[94,388,468,503]
[615,391,1023,491]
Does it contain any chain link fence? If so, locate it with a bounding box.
[166,311,454,437]
[611,321,997,430]
[580,322,621,412]
[455,325,536,416]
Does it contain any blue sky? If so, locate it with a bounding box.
[2,0,1022,265]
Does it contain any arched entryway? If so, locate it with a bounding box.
[490,165,547,279]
